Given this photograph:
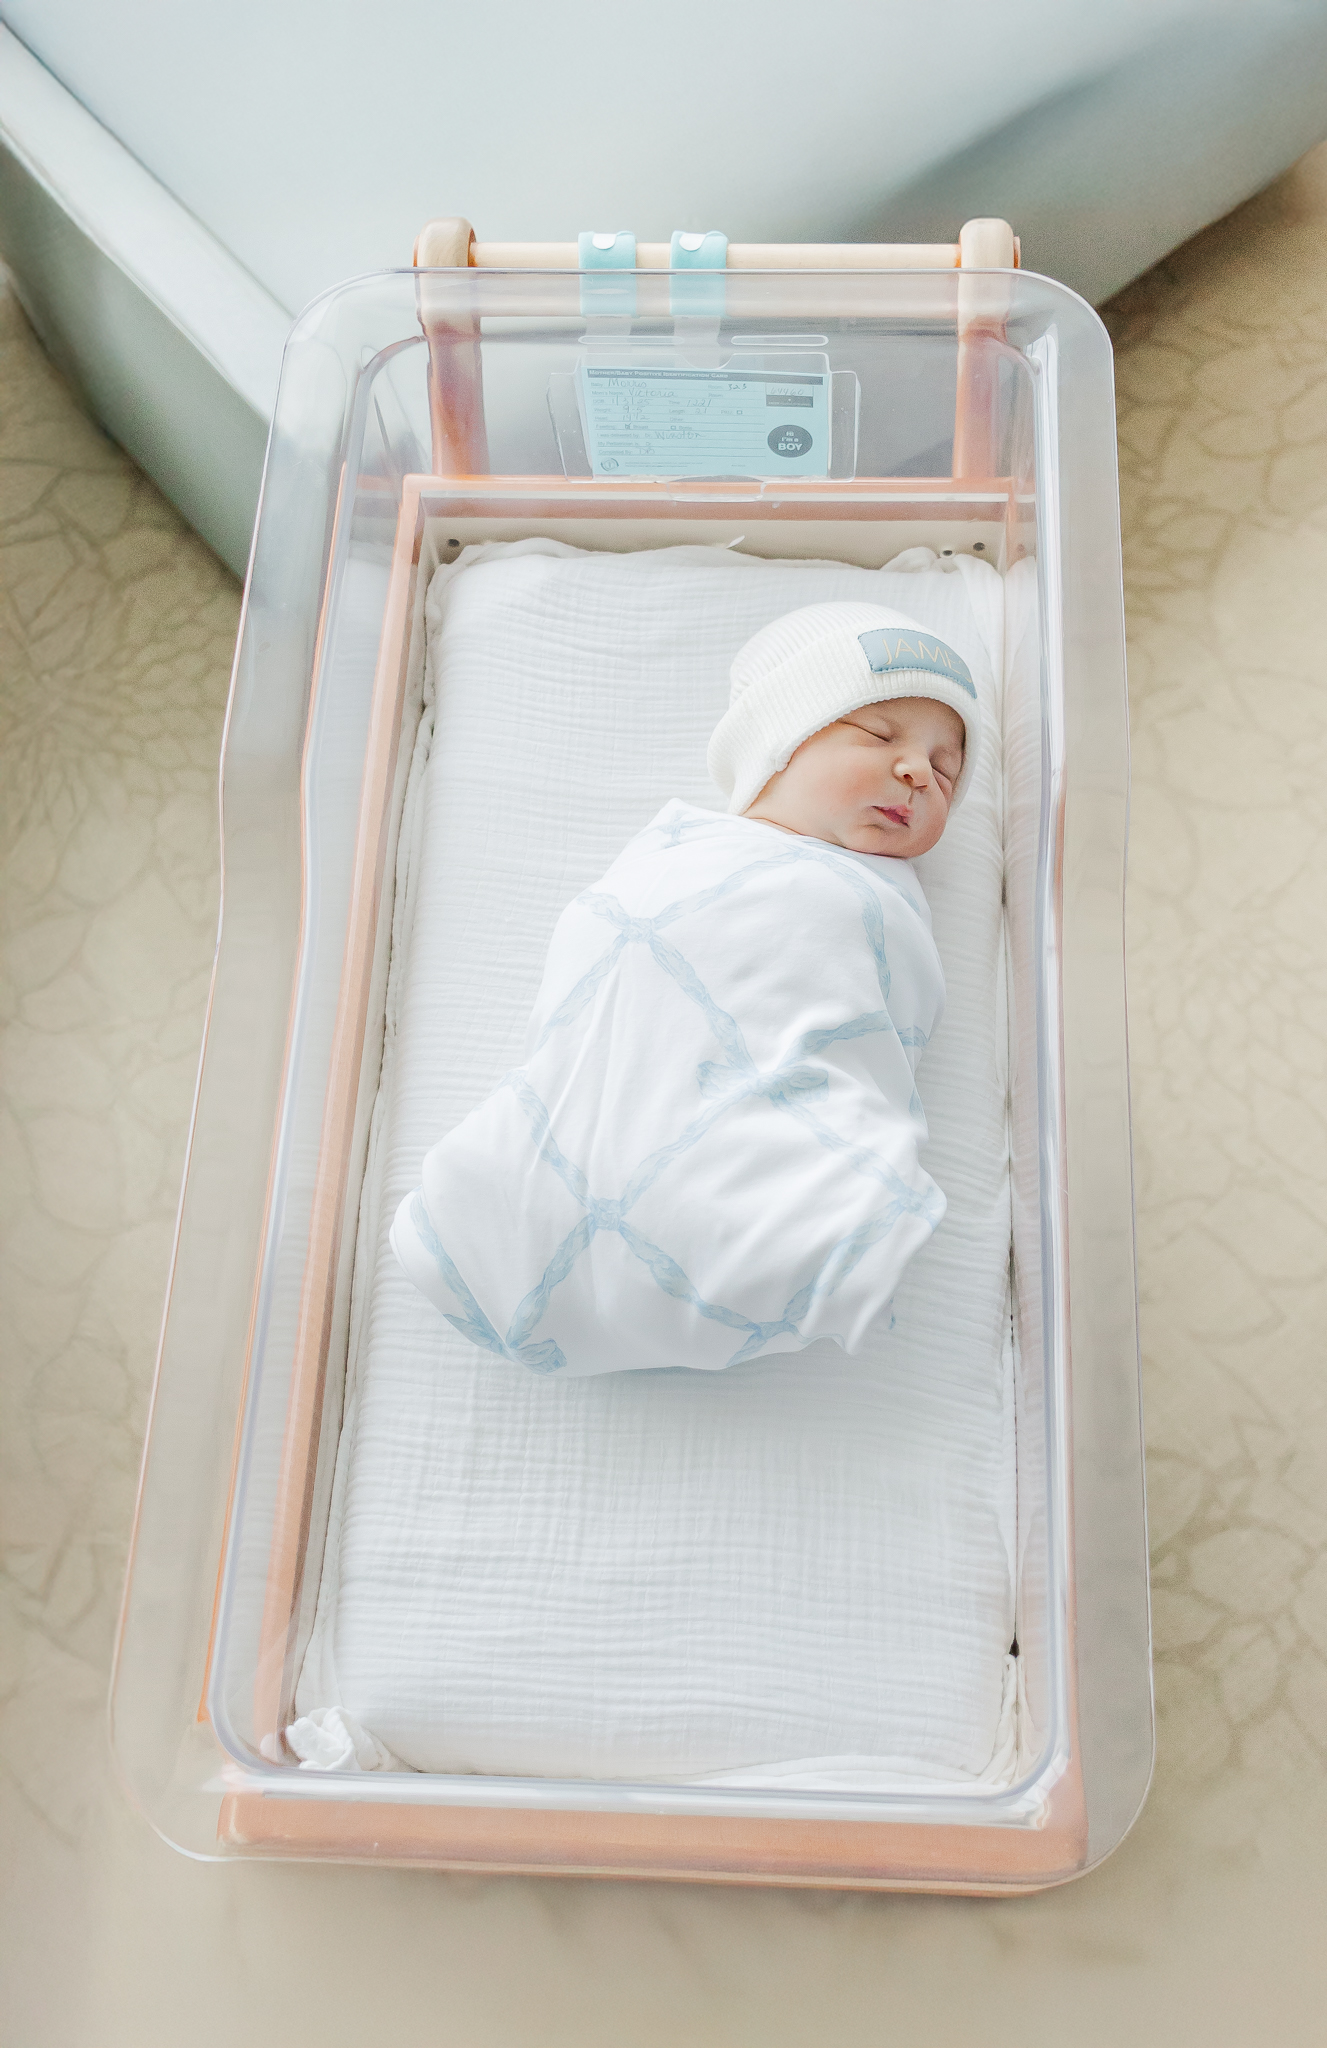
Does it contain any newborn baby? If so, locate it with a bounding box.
[392,600,979,1377]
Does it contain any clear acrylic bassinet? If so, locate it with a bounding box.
[111,226,1152,1890]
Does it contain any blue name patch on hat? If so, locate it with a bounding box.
[857,628,976,698]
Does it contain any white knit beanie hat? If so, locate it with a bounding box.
[708,601,982,817]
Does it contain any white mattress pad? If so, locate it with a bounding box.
[295,539,1017,1788]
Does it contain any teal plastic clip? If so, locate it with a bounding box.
[669,230,728,316]
[578,230,637,318]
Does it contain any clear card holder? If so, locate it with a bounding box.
[549,336,859,482]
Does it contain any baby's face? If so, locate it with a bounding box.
[745,697,965,859]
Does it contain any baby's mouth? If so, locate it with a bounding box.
[875,804,912,826]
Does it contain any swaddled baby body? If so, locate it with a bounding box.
[392,601,980,1378]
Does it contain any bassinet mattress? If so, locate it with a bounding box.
[294,538,1016,1788]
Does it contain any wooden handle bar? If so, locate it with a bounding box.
[471,240,964,270]
[415,219,1019,271]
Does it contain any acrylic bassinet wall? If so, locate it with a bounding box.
[110,226,1152,1890]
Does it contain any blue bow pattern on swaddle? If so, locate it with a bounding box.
[392,800,947,1377]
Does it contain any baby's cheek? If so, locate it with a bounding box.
[836,757,886,807]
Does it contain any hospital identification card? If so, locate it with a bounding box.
[578,360,831,479]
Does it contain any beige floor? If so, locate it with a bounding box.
[2,150,1326,2046]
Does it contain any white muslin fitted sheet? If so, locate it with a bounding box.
[291,538,1018,1788]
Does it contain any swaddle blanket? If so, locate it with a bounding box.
[392,801,945,1377]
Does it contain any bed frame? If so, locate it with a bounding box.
[191,217,1110,1888]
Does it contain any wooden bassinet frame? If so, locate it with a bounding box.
[414,216,1021,483]
[210,218,1090,1889]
